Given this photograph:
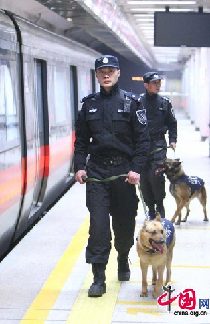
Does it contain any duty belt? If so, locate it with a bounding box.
[90,155,129,166]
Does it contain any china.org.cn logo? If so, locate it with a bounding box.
[157,286,209,317]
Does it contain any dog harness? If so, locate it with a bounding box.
[161,219,175,246]
[171,175,204,197]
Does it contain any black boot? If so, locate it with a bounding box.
[88,263,106,297]
[118,252,130,281]
[148,205,156,220]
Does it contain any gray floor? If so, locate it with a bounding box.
[0,113,209,324]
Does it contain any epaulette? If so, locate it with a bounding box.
[137,93,144,103]
[162,96,172,104]
[124,91,139,102]
[80,93,97,103]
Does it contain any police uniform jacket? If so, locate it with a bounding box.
[74,83,150,174]
[140,92,177,143]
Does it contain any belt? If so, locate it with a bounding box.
[90,155,129,166]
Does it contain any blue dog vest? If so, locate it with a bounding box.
[161,219,175,246]
[172,175,204,196]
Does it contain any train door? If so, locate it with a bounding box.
[29,59,49,216]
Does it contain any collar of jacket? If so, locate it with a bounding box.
[145,91,158,100]
[100,82,119,97]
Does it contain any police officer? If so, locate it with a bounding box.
[74,55,150,297]
[139,71,177,219]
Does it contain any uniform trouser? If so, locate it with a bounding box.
[140,138,167,215]
[85,160,139,264]
[140,165,166,211]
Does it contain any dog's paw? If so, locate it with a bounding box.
[140,291,148,297]
[175,221,181,225]
[203,218,209,222]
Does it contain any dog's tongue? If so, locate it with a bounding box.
[152,241,164,254]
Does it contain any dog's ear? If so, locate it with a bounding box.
[155,212,161,222]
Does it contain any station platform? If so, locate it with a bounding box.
[0,111,210,324]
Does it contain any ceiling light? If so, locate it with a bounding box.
[130,8,195,11]
[134,13,154,17]
[131,8,165,11]
[135,17,154,21]
[128,1,196,4]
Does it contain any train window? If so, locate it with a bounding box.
[54,66,69,124]
[90,69,96,93]
[70,65,78,125]
[0,59,19,148]
[35,60,44,140]
[78,68,92,105]
[48,64,71,137]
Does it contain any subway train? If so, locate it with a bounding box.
[0,9,99,260]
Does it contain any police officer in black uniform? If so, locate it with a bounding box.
[139,71,177,219]
[74,55,150,297]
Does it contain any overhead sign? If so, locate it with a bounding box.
[154,12,210,47]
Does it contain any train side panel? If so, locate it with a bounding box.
[0,12,22,255]
[0,11,99,257]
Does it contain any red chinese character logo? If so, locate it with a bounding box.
[157,287,196,311]
[179,289,196,310]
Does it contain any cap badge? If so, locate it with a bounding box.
[102,57,108,63]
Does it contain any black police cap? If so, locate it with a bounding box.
[95,55,119,70]
[143,72,163,83]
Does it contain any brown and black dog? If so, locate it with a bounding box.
[136,213,175,298]
[158,158,208,225]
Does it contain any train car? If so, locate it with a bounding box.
[0,9,99,260]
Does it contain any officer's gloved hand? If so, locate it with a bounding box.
[126,171,140,185]
[75,170,87,184]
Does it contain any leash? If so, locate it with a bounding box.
[149,145,171,155]
[82,174,150,221]
[82,174,128,183]
[138,184,149,220]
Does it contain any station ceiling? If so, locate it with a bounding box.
[36,0,210,71]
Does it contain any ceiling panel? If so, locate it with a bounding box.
[36,0,210,71]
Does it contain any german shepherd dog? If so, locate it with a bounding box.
[136,213,175,298]
[159,158,208,225]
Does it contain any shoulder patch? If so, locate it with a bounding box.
[136,109,147,125]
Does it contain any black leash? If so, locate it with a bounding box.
[82,174,149,220]
[149,145,172,155]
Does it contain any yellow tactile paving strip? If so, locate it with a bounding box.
[67,249,120,324]
[20,217,89,323]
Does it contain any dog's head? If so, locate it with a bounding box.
[138,213,167,254]
[156,158,183,181]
